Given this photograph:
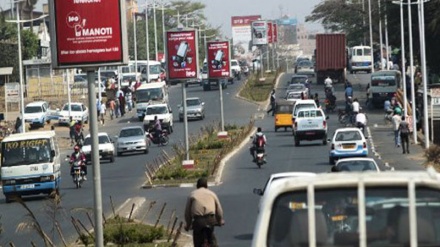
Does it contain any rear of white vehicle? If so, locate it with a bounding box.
[294,108,328,146]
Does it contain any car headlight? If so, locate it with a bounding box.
[2,179,16,185]
[40,176,54,182]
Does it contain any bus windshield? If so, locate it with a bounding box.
[371,75,396,86]
[136,88,163,103]
[1,139,52,167]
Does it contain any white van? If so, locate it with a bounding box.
[129,60,163,83]
[135,81,169,121]
[23,101,50,128]
[1,131,61,203]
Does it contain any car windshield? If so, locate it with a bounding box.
[291,77,307,84]
[268,186,440,246]
[149,64,162,74]
[136,88,163,103]
[288,84,305,91]
[298,61,313,67]
[294,104,316,115]
[297,110,323,118]
[119,128,143,138]
[146,106,168,115]
[336,160,377,171]
[84,135,111,145]
[25,106,42,113]
[231,61,238,66]
[62,104,82,112]
[1,138,52,166]
[335,131,362,142]
[186,99,200,106]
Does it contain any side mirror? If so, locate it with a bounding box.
[169,109,173,113]
[327,138,331,142]
[201,102,205,106]
[253,188,263,196]
[51,150,56,158]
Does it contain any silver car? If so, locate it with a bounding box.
[178,97,205,121]
[116,126,149,156]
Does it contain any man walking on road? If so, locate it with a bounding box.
[185,177,225,247]
[399,116,410,154]
[267,89,276,116]
[392,111,402,147]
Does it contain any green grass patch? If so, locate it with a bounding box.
[239,72,277,102]
[149,122,254,185]
[78,216,169,246]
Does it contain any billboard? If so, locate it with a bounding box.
[268,22,273,44]
[49,0,128,69]
[273,23,278,43]
[206,41,231,79]
[231,15,260,60]
[251,20,268,45]
[165,29,199,81]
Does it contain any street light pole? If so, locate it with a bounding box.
[145,7,150,60]
[133,12,138,75]
[153,1,158,60]
[399,0,408,115]
[385,4,390,69]
[408,0,417,144]
[368,0,375,73]
[16,2,25,132]
[378,0,384,70]
[418,0,429,148]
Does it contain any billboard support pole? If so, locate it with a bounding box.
[219,79,225,132]
[260,47,264,79]
[86,69,104,247]
[266,45,270,72]
[182,82,189,160]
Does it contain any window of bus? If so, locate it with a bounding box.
[1,139,52,166]
[371,75,398,87]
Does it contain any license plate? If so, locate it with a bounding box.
[343,145,355,149]
[306,132,315,135]
[20,184,35,189]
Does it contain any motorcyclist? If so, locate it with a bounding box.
[345,83,353,101]
[250,127,267,162]
[74,120,84,146]
[324,76,334,95]
[355,109,368,136]
[153,115,162,139]
[69,145,87,180]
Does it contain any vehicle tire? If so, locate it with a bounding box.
[179,117,183,122]
[295,137,300,146]
[329,157,335,165]
[5,195,11,203]
[76,177,80,189]
[284,127,287,131]
[323,135,328,145]
[160,135,169,146]
[144,148,149,154]
[167,126,172,134]
[138,116,143,121]
[275,127,278,132]
[257,163,261,169]
[185,83,189,88]
[110,156,115,163]
[117,152,122,157]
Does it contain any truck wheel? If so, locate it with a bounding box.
[323,135,328,145]
[275,127,278,132]
[295,137,300,146]
[138,116,144,121]
[185,83,189,88]
[329,157,335,165]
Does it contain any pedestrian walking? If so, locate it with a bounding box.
[100,100,106,126]
[14,116,22,133]
[314,93,320,108]
[96,97,101,118]
[125,86,133,112]
[109,99,116,120]
[399,115,410,154]
[267,89,276,116]
[392,111,402,147]
[184,177,225,247]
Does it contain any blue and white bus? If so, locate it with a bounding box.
[349,45,372,74]
[1,131,60,202]
[369,70,401,107]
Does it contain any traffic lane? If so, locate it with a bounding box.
[0,78,253,245]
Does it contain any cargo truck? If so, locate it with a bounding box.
[315,33,347,84]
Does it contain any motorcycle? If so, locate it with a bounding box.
[325,94,337,113]
[241,65,250,77]
[254,148,266,168]
[68,158,85,189]
[147,128,169,146]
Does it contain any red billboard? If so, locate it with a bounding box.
[273,23,278,43]
[268,22,273,43]
[49,0,128,69]
[165,29,199,81]
[206,41,231,79]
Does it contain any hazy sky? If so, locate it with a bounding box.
[0,0,324,35]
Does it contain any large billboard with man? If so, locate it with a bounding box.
[231,15,260,61]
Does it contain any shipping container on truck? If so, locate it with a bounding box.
[315,33,347,84]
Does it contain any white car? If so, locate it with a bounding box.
[81,133,115,163]
[294,108,328,146]
[333,157,380,172]
[58,102,89,125]
[23,101,50,128]
[329,127,368,164]
[142,103,173,133]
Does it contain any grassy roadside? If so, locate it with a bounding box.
[238,71,278,102]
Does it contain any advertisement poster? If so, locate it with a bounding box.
[251,20,268,45]
[206,41,230,79]
[273,23,278,43]
[49,0,128,68]
[231,15,261,61]
[268,21,273,44]
[165,29,199,80]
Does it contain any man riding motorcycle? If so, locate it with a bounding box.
[153,115,163,139]
[70,145,87,180]
[250,127,267,162]
[324,76,334,95]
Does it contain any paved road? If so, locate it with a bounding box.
[0,71,427,246]
[0,77,258,246]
